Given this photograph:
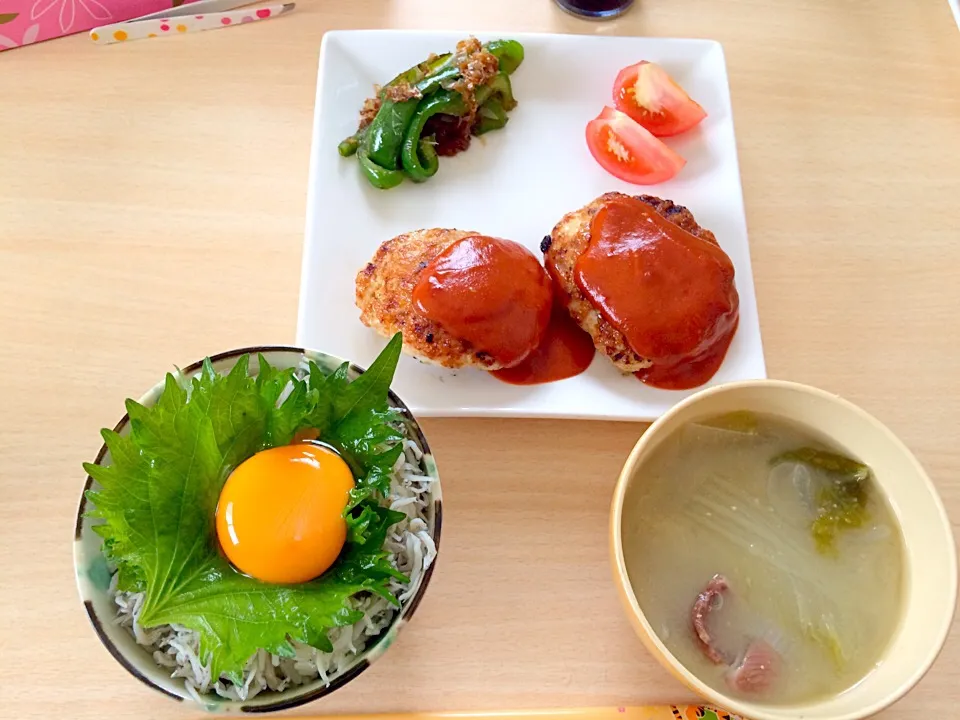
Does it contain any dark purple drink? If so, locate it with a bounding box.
[554,0,634,18]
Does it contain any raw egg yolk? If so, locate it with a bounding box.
[215,443,354,584]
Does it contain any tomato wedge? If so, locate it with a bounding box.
[585,106,685,185]
[613,61,707,137]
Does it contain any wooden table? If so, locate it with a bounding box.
[2,1,959,717]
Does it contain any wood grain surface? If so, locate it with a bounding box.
[1,1,959,718]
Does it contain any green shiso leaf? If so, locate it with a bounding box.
[83,334,409,683]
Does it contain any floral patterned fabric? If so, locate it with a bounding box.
[0,0,197,50]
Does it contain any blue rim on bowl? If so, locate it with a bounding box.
[73,346,442,712]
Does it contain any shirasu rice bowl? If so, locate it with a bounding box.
[111,430,437,703]
[75,345,441,710]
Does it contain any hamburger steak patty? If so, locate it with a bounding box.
[541,192,721,373]
[356,228,511,370]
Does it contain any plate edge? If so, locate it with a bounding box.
[296,37,335,347]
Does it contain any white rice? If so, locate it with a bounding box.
[110,422,436,703]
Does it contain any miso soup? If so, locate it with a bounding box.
[622,412,905,704]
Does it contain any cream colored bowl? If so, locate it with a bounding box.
[610,380,957,720]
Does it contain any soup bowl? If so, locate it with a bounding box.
[74,346,442,712]
[610,379,956,720]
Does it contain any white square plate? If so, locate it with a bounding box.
[297,30,766,420]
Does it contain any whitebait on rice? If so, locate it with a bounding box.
[110,421,436,702]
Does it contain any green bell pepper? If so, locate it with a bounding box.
[361,52,467,169]
[338,134,363,157]
[401,91,468,182]
[358,149,405,190]
[475,72,517,111]
[485,39,524,75]
[339,52,454,158]
[473,98,508,136]
[363,98,420,169]
[415,41,523,96]
[342,39,525,189]
[410,40,523,99]
[415,65,461,96]
[386,51,453,87]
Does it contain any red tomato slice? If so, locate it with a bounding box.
[613,61,707,137]
[585,107,686,185]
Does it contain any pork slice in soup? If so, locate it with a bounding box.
[623,413,904,705]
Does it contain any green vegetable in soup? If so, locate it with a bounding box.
[84,335,408,682]
[804,617,847,670]
[810,479,868,554]
[772,447,870,482]
[793,591,847,670]
[771,447,870,554]
[699,410,759,434]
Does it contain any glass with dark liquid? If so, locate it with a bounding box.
[554,0,634,18]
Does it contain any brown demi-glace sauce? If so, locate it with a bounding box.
[491,293,595,385]
[412,235,552,369]
[574,196,739,390]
